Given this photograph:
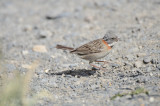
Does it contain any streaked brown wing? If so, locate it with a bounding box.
[71,39,104,55]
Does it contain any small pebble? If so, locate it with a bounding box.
[69,64,78,68]
[149,97,154,102]
[62,73,65,77]
[134,61,143,68]
[75,75,78,78]
[157,64,160,70]
[143,57,151,64]
[84,16,94,23]
[23,25,32,32]
[150,72,153,76]
[33,45,47,53]
[138,46,142,49]
[44,69,50,74]
[137,53,146,57]
[146,67,153,72]
[22,50,29,55]
[22,64,31,69]
[126,54,134,61]
[39,30,52,37]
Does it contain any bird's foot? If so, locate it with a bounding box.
[90,63,106,71]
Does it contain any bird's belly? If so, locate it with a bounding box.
[80,51,110,61]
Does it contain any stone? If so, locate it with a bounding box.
[150,72,153,76]
[33,45,47,53]
[149,97,154,102]
[84,16,94,23]
[23,25,33,32]
[39,30,52,38]
[146,67,153,72]
[22,50,29,55]
[61,73,65,77]
[157,64,160,70]
[44,69,50,74]
[136,53,146,57]
[126,54,134,61]
[134,61,143,68]
[22,64,32,69]
[143,57,151,64]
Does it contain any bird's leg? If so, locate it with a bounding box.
[95,61,109,64]
[89,62,106,71]
[95,61,111,68]
[90,64,101,70]
[95,61,110,68]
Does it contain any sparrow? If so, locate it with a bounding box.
[56,32,118,69]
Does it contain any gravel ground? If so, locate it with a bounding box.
[0,0,160,105]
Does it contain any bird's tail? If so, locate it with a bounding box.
[56,45,74,51]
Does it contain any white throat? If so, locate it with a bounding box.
[108,42,117,47]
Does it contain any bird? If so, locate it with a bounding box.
[56,32,118,70]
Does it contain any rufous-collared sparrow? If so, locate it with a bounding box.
[56,31,118,69]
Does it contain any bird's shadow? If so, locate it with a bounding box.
[49,69,97,77]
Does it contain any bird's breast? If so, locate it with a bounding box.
[102,40,111,50]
